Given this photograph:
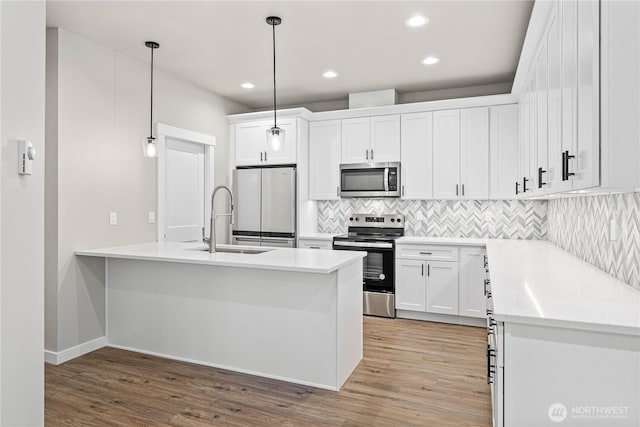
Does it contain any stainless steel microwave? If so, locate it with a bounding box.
[340,162,400,198]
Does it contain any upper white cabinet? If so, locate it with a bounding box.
[433,108,489,199]
[516,0,640,195]
[490,105,520,199]
[235,118,297,166]
[400,112,433,199]
[341,115,400,164]
[309,120,341,200]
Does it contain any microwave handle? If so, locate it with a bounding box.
[384,167,389,192]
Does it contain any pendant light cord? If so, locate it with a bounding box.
[272,20,277,128]
[150,46,154,138]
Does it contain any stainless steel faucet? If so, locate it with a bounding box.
[203,185,234,253]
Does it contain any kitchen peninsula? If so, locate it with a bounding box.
[76,242,365,391]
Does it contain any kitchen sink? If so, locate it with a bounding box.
[191,247,268,255]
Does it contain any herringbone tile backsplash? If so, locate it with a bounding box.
[318,199,547,239]
[548,192,640,290]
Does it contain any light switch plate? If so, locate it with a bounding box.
[148,211,155,224]
[109,212,118,226]
[416,211,424,221]
[484,211,493,221]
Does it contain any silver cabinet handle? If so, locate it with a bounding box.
[336,186,340,197]
[421,264,424,276]
[260,152,263,162]
[264,151,267,162]
[309,246,321,249]
[419,252,432,255]
[428,264,430,276]
[456,184,459,196]
[370,148,374,159]
[462,184,465,196]
[365,149,369,160]
[402,185,405,197]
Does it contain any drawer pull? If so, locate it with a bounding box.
[309,246,321,249]
[419,252,433,255]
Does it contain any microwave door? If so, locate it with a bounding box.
[341,166,387,197]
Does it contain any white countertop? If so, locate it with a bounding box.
[76,242,365,274]
[485,240,640,335]
[396,236,488,246]
[298,233,338,241]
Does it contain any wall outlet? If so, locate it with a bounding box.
[148,211,155,224]
[610,219,618,241]
[484,211,493,221]
[416,211,424,221]
[109,212,118,226]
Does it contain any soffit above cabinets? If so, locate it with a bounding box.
[46,1,533,110]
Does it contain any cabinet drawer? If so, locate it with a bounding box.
[298,239,333,250]
[396,244,459,261]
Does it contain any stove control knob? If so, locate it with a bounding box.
[349,217,353,221]
[355,217,359,221]
[397,218,401,222]
[390,218,395,222]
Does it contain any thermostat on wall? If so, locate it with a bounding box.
[18,140,35,175]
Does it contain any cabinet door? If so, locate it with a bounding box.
[395,259,426,312]
[236,121,267,166]
[518,89,529,198]
[264,118,297,165]
[575,0,600,190]
[535,40,548,195]
[460,107,489,199]
[400,112,433,199]
[527,74,537,195]
[489,105,520,199]
[309,120,341,200]
[546,3,562,194]
[341,117,370,164]
[458,248,486,319]
[560,0,578,192]
[433,110,461,199]
[426,261,459,315]
[370,115,400,162]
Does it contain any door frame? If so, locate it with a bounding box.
[156,123,216,241]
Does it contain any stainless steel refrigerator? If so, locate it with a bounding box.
[232,166,296,248]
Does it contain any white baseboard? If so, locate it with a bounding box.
[44,336,107,365]
[396,310,485,327]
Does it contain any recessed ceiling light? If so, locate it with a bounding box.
[422,56,440,65]
[323,70,338,79]
[405,15,429,28]
[241,82,255,89]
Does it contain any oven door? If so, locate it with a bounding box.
[332,240,395,293]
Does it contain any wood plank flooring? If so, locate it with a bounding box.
[45,317,491,426]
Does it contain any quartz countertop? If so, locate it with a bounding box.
[76,242,365,274]
[485,239,640,335]
[396,236,488,246]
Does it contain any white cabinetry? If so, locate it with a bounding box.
[400,112,433,199]
[309,120,341,200]
[298,238,333,250]
[425,261,459,315]
[458,247,487,318]
[516,0,640,195]
[235,118,297,166]
[341,115,400,164]
[489,105,520,199]
[433,108,489,199]
[395,259,426,312]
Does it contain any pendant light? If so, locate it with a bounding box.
[143,41,160,157]
[266,16,284,151]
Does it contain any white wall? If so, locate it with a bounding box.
[1,1,46,424]
[45,28,248,355]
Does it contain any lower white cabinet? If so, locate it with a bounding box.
[396,244,486,320]
[298,238,332,250]
[459,247,487,318]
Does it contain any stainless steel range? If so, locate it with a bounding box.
[332,213,404,318]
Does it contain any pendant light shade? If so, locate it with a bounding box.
[143,41,160,158]
[266,16,284,151]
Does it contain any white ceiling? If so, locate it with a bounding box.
[46,1,533,110]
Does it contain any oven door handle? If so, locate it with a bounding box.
[333,241,393,249]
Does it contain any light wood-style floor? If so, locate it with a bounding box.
[46,317,491,426]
